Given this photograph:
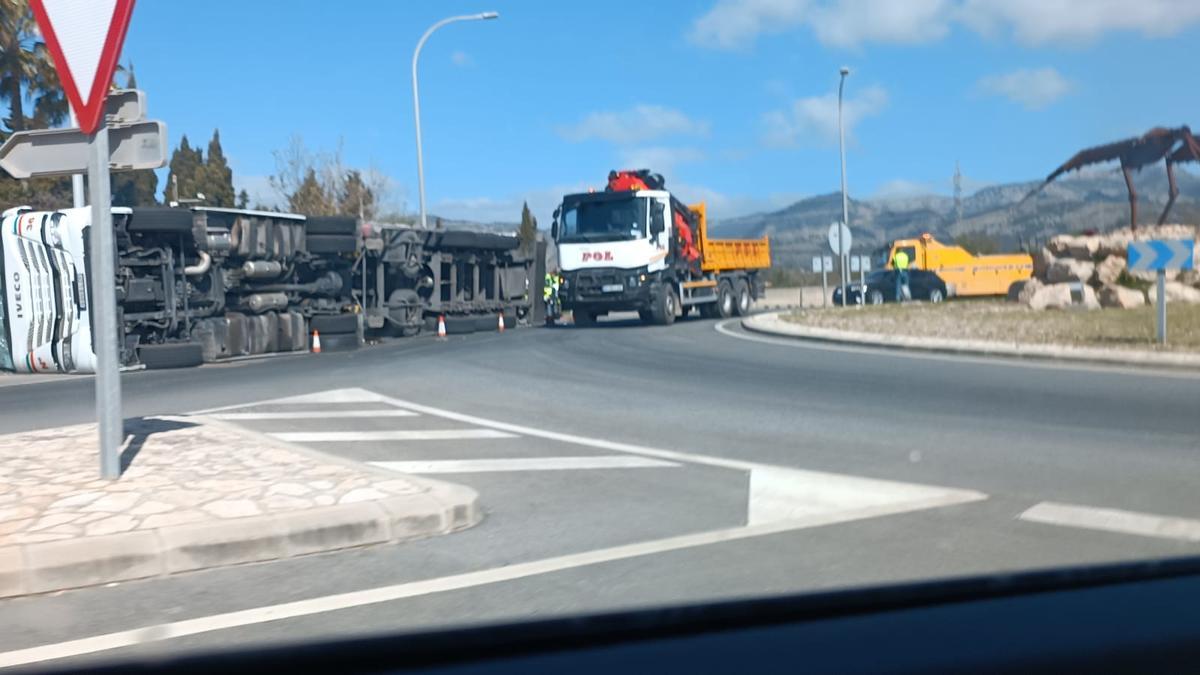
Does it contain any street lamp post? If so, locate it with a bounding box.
[837,66,850,307]
[412,11,499,230]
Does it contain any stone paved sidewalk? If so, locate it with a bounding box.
[0,416,479,597]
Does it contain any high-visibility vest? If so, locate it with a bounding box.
[893,251,910,270]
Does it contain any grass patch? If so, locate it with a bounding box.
[783,300,1200,352]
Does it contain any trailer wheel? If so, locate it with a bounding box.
[717,282,735,318]
[311,313,360,335]
[316,332,361,353]
[138,342,204,369]
[306,234,358,254]
[732,280,752,316]
[649,285,677,326]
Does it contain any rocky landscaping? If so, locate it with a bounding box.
[1019,224,1199,310]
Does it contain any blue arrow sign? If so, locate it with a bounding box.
[1128,239,1194,272]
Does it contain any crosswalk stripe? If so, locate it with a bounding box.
[269,429,515,442]
[1019,501,1200,542]
[210,410,417,420]
[369,456,679,474]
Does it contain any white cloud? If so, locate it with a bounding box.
[558,104,710,145]
[450,50,472,67]
[689,0,808,49]
[689,0,1200,49]
[761,84,887,147]
[807,0,953,48]
[618,146,706,173]
[875,178,937,198]
[959,0,1200,45]
[976,67,1074,110]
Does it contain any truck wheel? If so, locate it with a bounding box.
[138,342,204,369]
[698,302,719,319]
[311,313,359,335]
[637,309,653,323]
[717,282,735,318]
[574,309,596,327]
[650,285,677,326]
[732,280,752,316]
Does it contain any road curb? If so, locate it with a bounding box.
[0,417,482,600]
[741,311,1200,370]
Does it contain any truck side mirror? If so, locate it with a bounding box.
[650,210,665,236]
[551,222,559,240]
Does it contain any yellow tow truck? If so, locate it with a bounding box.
[876,233,1032,297]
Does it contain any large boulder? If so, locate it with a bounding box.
[1098,284,1145,309]
[1079,285,1101,310]
[1024,281,1075,310]
[1046,258,1095,283]
[1047,235,1098,261]
[1031,247,1054,280]
[1017,278,1043,304]
[1177,269,1200,288]
[1092,255,1125,287]
[1149,281,1200,305]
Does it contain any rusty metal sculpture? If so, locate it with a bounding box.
[1023,126,1200,230]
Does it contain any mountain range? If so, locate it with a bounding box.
[713,166,1200,268]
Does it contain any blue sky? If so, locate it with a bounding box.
[120,0,1200,223]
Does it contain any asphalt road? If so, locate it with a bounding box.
[2,312,1200,669]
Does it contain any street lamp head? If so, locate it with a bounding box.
[839,66,850,76]
[478,11,499,19]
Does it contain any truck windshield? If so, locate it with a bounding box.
[0,238,12,372]
[559,197,647,243]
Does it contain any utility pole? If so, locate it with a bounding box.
[837,67,850,307]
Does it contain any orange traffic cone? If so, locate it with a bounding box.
[497,312,505,333]
[311,330,322,353]
[437,315,447,339]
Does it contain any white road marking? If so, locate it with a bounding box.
[1019,501,1200,542]
[370,456,679,474]
[0,492,981,670]
[210,410,418,420]
[269,429,515,442]
[715,318,1200,380]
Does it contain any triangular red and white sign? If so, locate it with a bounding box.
[31,0,136,135]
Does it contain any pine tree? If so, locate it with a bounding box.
[164,135,203,202]
[198,129,235,207]
[236,189,249,209]
[339,170,375,219]
[111,170,158,206]
[518,201,537,253]
[288,168,333,215]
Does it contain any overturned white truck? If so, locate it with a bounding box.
[0,205,535,373]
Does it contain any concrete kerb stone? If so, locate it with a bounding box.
[742,311,1200,370]
[0,416,482,599]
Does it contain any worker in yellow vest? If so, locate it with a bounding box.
[893,249,910,302]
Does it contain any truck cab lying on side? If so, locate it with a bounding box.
[552,170,770,326]
[0,205,534,374]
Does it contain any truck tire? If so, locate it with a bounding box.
[732,279,752,316]
[316,332,361,352]
[127,208,194,233]
[637,309,653,323]
[139,342,204,369]
[698,302,719,319]
[306,234,357,254]
[716,282,735,318]
[305,215,357,235]
[311,313,359,335]
[226,313,249,356]
[474,314,504,332]
[649,284,677,326]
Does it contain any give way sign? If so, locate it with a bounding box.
[30,0,136,135]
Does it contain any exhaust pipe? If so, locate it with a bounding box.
[183,251,211,277]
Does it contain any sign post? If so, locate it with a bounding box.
[32,0,138,479]
[828,222,852,308]
[813,255,833,307]
[1127,239,1195,345]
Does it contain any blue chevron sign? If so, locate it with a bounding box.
[1127,239,1194,272]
